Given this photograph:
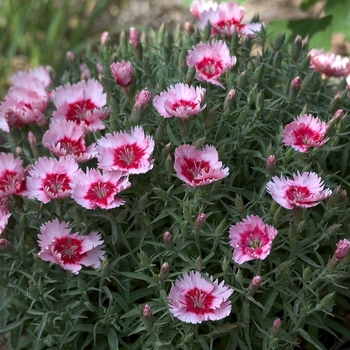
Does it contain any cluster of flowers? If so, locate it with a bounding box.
[1,0,350,327]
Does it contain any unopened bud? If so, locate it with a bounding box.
[317,292,335,310]
[0,238,9,249]
[303,266,312,282]
[325,224,342,237]
[131,89,152,125]
[129,27,140,48]
[234,194,245,215]
[163,231,173,250]
[237,71,247,89]
[223,89,236,113]
[205,107,216,129]
[79,63,91,80]
[266,155,276,176]
[101,259,111,278]
[139,249,151,267]
[203,21,211,41]
[272,33,285,51]
[142,304,153,329]
[301,72,314,89]
[100,31,110,45]
[335,239,350,260]
[299,55,310,72]
[272,318,282,337]
[249,275,262,294]
[66,51,75,61]
[252,64,264,84]
[273,50,282,69]
[256,90,265,109]
[195,256,203,271]
[96,63,104,75]
[195,213,207,230]
[184,22,194,34]
[289,76,302,102]
[185,66,196,85]
[15,147,22,157]
[291,35,302,60]
[160,262,169,280]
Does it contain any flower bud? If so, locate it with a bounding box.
[155,122,165,142]
[299,55,310,72]
[195,213,207,230]
[252,64,264,84]
[184,21,194,34]
[249,275,262,294]
[272,318,282,337]
[0,238,9,250]
[317,292,335,310]
[335,239,350,260]
[96,63,104,75]
[79,63,91,80]
[237,71,247,89]
[272,50,282,69]
[272,33,285,51]
[66,51,75,61]
[195,256,203,271]
[185,66,196,85]
[303,266,312,282]
[110,61,134,88]
[160,262,169,280]
[266,155,276,176]
[301,72,314,89]
[131,89,152,125]
[183,201,192,222]
[276,260,292,272]
[142,304,153,329]
[139,249,151,267]
[288,76,302,102]
[163,231,173,250]
[325,224,342,237]
[205,107,216,129]
[325,109,346,138]
[291,35,302,60]
[129,27,140,48]
[203,21,211,41]
[101,259,111,278]
[223,89,236,112]
[256,90,265,109]
[234,194,245,215]
[100,31,110,45]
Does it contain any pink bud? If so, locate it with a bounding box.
[266,155,276,176]
[129,27,141,48]
[66,51,75,61]
[79,63,91,80]
[100,31,110,45]
[163,231,173,250]
[0,238,9,249]
[251,275,262,288]
[28,131,37,147]
[160,262,169,280]
[142,304,153,329]
[332,109,345,122]
[195,213,207,229]
[291,76,302,90]
[96,63,104,75]
[184,22,194,33]
[110,61,134,88]
[15,147,22,157]
[272,318,282,333]
[143,304,152,318]
[135,90,151,109]
[335,239,350,260]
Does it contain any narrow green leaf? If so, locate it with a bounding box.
[108,327,119,350]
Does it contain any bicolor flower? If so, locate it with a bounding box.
[26,156,81,203]
[52,79,109,132]
[11,66,52,89]
[168,271,233,324]
[309,49,350,78]
[97,126,154,175]
[266,172,332,209]
[190,0,218,18]
[42,119,97,162]
[71,168,131,210]
[110,61,134,88]
[38,219,105,274]
[229,215,278,264]
[187,40,237,88]
[174,144,229,187]
[282,114,329,153]
[199,2,262,36]
[0,152,25,198]
[153,83,206,119]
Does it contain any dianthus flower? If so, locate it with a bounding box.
[153,83,206,119]
[71,168,131,210]
[229,215,278,264]
[199,1,262,36]
[266,172,332,209]
[97,126,154,175]
[52,79,109,132]
[187,41,237,88]
[0,81,49,132]
[174,144,229,187]
[38,219,105,274]
[11,66,52,89]
[282,114,329,153]
[110,61,134,88]
[0,198,11,235]
[168,271,233,324]
[190,0,218,18]
[26,156,81,203]
[0,152,25,198]
[309,49,350,78]
[42,119,97,162]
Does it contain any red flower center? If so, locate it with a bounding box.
[292,125,323,147]
[54,236,84,264]
[66,99,97,123]
[185,287,214,315]
[43,173,71,198]
[0,170,22,195]
[181,158,210,184]
[196,57,224,78]
[214,19,242,33]
[113,144,145,169]
[85,181,115,207]
[241,226,269,256]
[171,99,198,111]
[285,185,311,204]
[59,137,86,156]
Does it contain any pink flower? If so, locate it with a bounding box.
[229,215,278,264]
[0,81,49,131]
[96,126,155,175]
[71,168,131,210]
[168,271,233,324]
[282,114,329,153]
[190,0,218,18]
[153,83,206,119]
[110,61,134,88]
[11,66,52,89]
[199,2,262,37]
[174,144,229,187]
[309,49,350,78]
[129,27,141,48]
[334,239,350,260]
[100,31,110,45]
[134,89,152,110]
[187,41,237,88]
[38,219,105,274]
[52,79,109,132]
[0,153,25,198]
[266,172,332,209]
[26,156,81,203]
[0,198,11,235]
[42,119,97,162]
